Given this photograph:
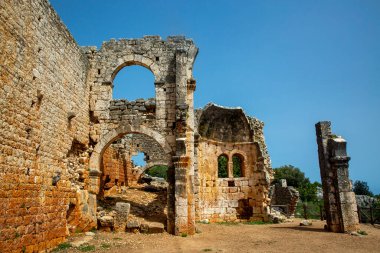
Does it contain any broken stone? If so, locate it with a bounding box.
[299,220,312,226]
[127,220,141,229]
[98,215,114,227]
[148,222,165,233]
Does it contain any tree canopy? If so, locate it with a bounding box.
[272,165,321,202]
[353,180,373,196]
[272,165,310,188]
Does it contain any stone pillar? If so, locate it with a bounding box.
[173,155,190,235]
[172,50,195,235]
[315,121,359,232]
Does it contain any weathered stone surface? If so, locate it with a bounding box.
[300,220,312,226]
[270,181,300,218]
[356,195,377,208]
[148,222,165,233]
[114,202,131,231]
[0,0,274,251]
[98,216,114,227]
[315,121,360,233]
[194,104,273,222]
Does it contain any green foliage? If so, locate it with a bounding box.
[218,155,228,178]
[243,221,273,225]
[181,232,188,237]
[100,243,111,249]
[353,180,373,196]
[358,230,368,236]
[273,165,323,202]
[53,242,72,252]
[145,165,168,180]
[232,155,242,177]
[298,181,322,202]
[78,245,96,252]
[203,249,212,252]
[272,165,310,188]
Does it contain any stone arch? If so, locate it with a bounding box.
[104,55,161,84]
[88,124,173,193]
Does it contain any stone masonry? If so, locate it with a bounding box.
[194,104,273,222]
[315,121,359,232]
[0,1,273,251]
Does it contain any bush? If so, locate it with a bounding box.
[145,165,168,180]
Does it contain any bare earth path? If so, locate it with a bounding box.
[62,220,380,253]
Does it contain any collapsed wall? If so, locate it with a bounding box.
[0,0,95,251]
[194,104,273,222]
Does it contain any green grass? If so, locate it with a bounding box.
[78,245,96,252]
[358,230,368,236]
[100,243,111,249]
[52,242,72,252]
[243,221,273,225]
[181,233,188,237]
[203,249,212,252]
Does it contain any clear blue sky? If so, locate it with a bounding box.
[50,0,380,194]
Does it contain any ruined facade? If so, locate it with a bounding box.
[0,1,272,252]
[194,104,272,222]
[315,121,359,232]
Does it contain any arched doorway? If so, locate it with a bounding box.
[89,125,173,232]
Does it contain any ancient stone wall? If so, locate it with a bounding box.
[85,36,198,235]
[195,104,273,222]
[269,182,300,218]
[315,121,359,232]
[0,0,94,251]
[102,146,127,189]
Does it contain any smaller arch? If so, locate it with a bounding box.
[89,124,173,175]
[217,154,229,178]
[232,153,245,178]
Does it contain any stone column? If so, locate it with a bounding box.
[315,121,359,232]
[172,50,195,235]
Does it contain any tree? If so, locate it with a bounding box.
[353,180,373,196]
[298,181,322,202]
[145,165,168,180]
[272,165,310,188]
[273,165,322,203]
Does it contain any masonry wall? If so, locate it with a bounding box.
[102,146,127,189]
[196,141,258,222]
[0,0,91,251]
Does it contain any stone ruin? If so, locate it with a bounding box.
[315,121,360,232]
[0,1,273,251]
[269,179,300,219]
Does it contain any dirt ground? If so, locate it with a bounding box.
[60,220,380,253]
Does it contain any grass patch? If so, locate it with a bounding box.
[52,242,72,252]
[181,233,188,237]
[358,230,368,236]
[78,245,96,252]
[100,243,111,249]
[203,249,212,252]
[243,221,273,225]
[216,222,239,226]
[113,237,123,240]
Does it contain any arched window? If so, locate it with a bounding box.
[218,154,228,178]
[232,154,243,178]
[113,65,155,100]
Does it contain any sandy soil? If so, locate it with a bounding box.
[60,220,380,253]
